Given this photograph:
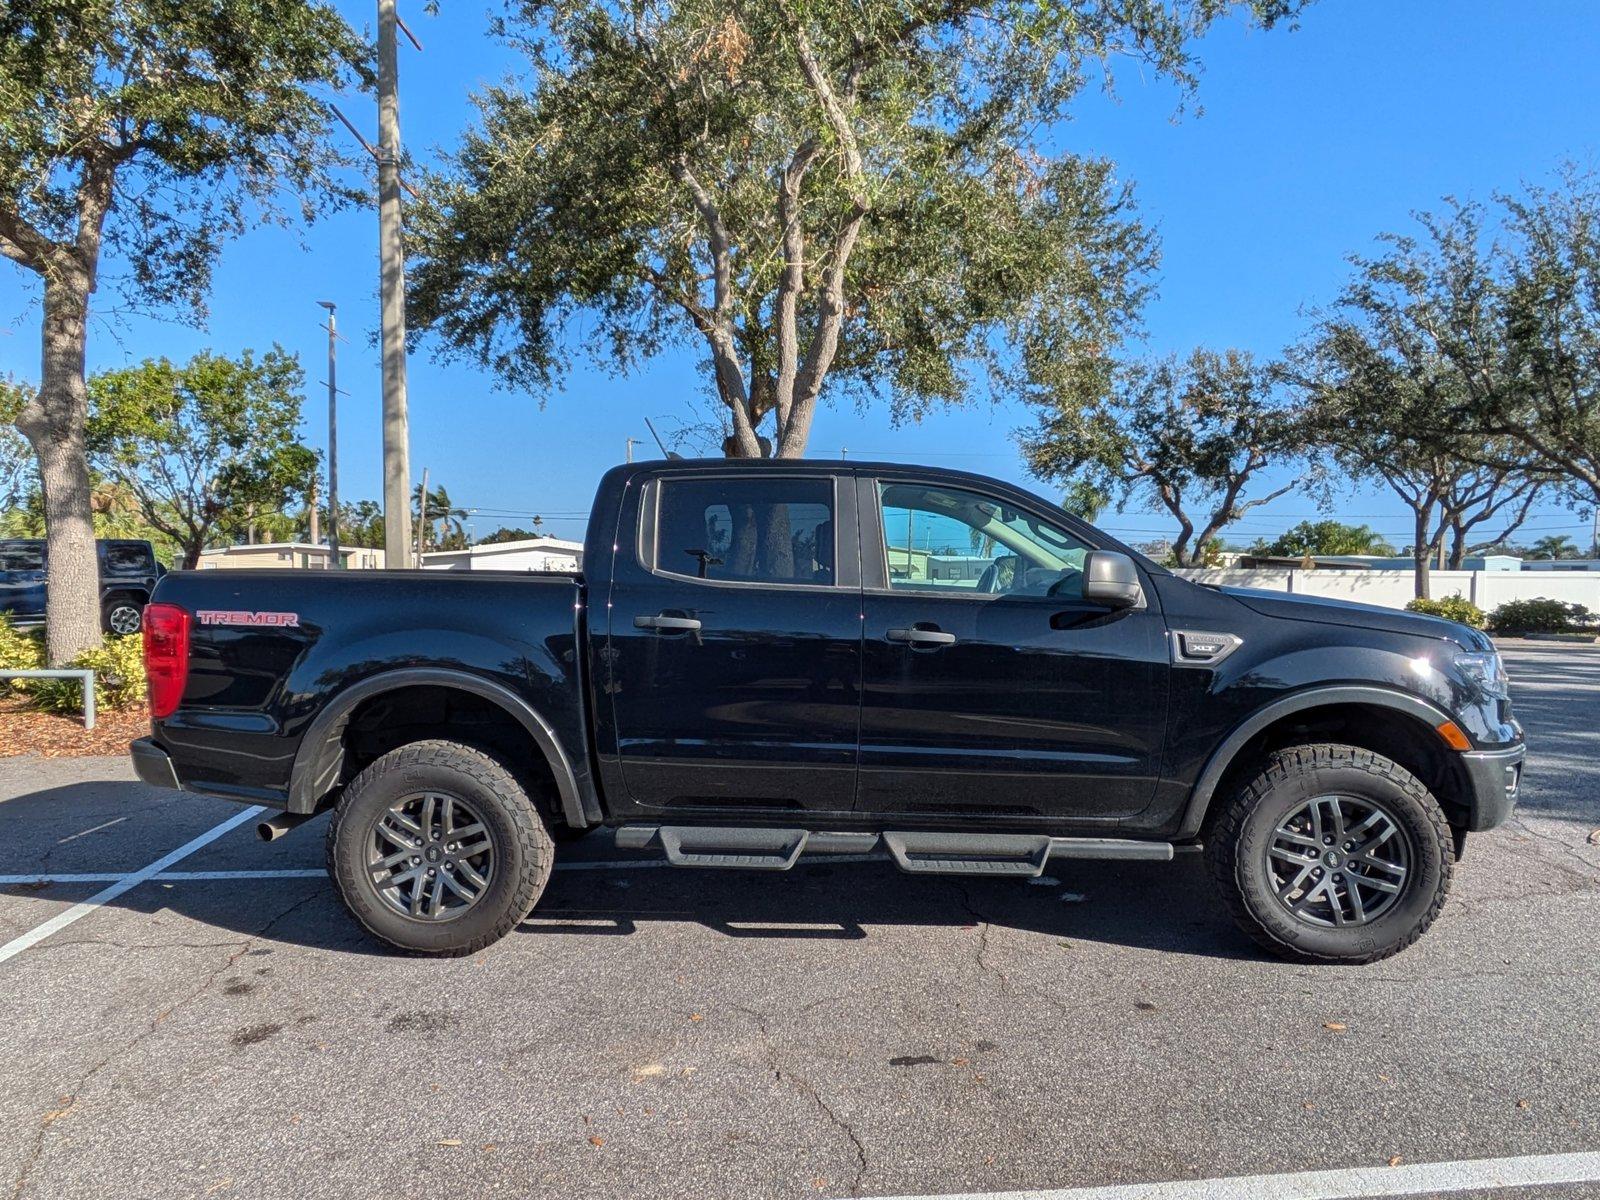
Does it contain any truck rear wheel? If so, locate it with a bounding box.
[326,739,555,956]
[1205,743,1454,964]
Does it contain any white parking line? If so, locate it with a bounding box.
[873,1149,1600,1200]
[0,805,265,965]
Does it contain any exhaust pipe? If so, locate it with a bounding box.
[257,811,314,842]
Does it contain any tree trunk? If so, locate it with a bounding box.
[15,275,101,665]
[1411,507,1431,601]
[1447,520,1467,570]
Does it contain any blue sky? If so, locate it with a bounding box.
[3,0,1599,549]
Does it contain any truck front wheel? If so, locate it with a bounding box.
[326,739,555,955]
[1206,743,1454,964]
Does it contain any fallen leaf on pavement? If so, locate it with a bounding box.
[589,1136,605,1147]
[1517,1099,1531,1109]
[1302,1102,1316,1111]
[204,1180,233,1196]
[1588,829,1600,845]
[689,1013,704,1022]
[1388,1156,1403,1167]
[437,1139,462,1147]
[1324,1022,1348,1032]
[481,1144,497,1151]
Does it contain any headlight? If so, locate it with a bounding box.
[1454,649,1509,700]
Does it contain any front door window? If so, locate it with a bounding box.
[878,482,1090,600]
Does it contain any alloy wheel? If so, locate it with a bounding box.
[1266,794,1411,928]
[369,791,495,921]
[108,605,142,635]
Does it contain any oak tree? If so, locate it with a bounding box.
[0,0,365,659]
[1022,348,1310,566]
[409,0,1301,460]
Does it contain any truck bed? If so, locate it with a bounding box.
[145,568,590,810]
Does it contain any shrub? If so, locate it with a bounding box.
[1487,597,1594,635]
[0,614,45,696]
[1406,594,1486,629]
[29,634,148,713]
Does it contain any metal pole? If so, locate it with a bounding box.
[626,437,639,463]
[318,301,342,568]
[416,465,429,563]
[378,0,413,568]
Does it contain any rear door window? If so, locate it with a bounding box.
[103,542,154,574]
[0,543,44,572]
[654,477,836,586]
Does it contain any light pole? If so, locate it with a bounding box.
[378,0,413,567]
[317,301,342,567]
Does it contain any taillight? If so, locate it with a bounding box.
[142,603,191,719]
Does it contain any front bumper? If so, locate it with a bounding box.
[1459,742,1525,831]
[130,737,181,791]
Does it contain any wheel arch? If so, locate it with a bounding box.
[1176,686,1469,840]
[288,667,587,828]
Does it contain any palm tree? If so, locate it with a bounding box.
[1529,534,1579,560]
[412,483,469,552]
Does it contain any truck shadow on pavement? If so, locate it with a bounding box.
[8,852,1260,964]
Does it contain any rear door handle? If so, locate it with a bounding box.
[887,626,956,647]
[634,614,702,632]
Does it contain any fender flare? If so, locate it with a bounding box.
[287,666,588,828]
[1175,684,1456,839]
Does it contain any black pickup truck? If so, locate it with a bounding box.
[131,459,1524,962]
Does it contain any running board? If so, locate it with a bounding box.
[612,826,1171,874]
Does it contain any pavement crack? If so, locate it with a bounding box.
[1505,817,1600,887]
[736,1005,869,1197]
[8,887,320,1200]
[952,881,1010,995]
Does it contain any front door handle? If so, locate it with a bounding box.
[887,626,957,648]
[634,614,702,633]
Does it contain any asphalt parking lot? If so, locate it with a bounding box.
[2,643,1598,1200]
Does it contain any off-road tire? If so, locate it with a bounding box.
[326,739,555,956]
[1206,743,1454,964]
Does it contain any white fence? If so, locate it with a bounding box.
[1172,568,1600,613]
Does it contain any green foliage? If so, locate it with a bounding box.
[1023,347,1312,566]
[29,635,148,713]
[480,526,543,545]
[1288,182,1570,590]
[1527,535,1580,561]
[0,0,369,317]
[87,349,318,567]
[1405,594,1486,629]
[0,613,45,696]
[408,0,1301,457]
[0,378,34,506]
[1256,520,1393,557]
[413,484,470,552]
[1057,480,1110,522]
[1382,170,1600,506]
[1487,598,1594,635]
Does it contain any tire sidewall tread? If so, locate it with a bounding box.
[326,738,554,956]
[1205,742,1455,964]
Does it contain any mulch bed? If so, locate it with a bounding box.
[0,694,150,758]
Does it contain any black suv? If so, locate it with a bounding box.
[0,538,164,635]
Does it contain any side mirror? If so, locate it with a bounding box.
[1081,550,1143,609]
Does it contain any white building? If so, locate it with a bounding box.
[420,536,583,574]
[197,543,386,570]
[1522,559,1600,572]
